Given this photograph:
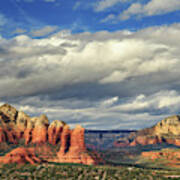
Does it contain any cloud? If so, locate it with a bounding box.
[0,23,180,98]
[16,0,56,2]
[100,96,119,107]
[1,24,180,93]
[0,13,7,26]
[101,14,116,23]
[94,0,127,12]
[44,0,56,2]
[4,90,180,130]
[73,2,81,10]
[120,0,180,20]
[16,0,33,2]
[1,23,180,129]
[112,90,180,113]
[31,26,58,37]
[13,28,27,35]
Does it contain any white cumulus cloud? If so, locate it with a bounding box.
[1,23,180,129]
[31,26,58,37]
[120,0,180,20]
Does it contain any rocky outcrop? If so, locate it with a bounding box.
[154,115,180,136]
[0,147,43,164]
[0,127,6,143]
[16,111,30,139]
[0,103,101,165]
[142,149,180,161]
[142,151,160,160]
[129,136,161,146]
[24,115,49,145]
[58,125,71,155]
[57,125,98,165]
[0,104,51,145]
[31,115,49,144]
[0,104,18,125]
[115,115,180,147]
[48,120,65,145]
[70,125,87,152]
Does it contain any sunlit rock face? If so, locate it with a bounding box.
[0,127,6,143]
[16,111,30,139]
[0,104,18,125]
[154,115,180,136]
[0,104,101,165]
[31,114,49,144]
[115,115,180,147]
[0,104,62,145]
[57,125,98,165]
[58,124,71,155]
[48,120,65,145]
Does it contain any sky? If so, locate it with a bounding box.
[0,0,180,130]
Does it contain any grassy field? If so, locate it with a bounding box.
[0,162,180,180]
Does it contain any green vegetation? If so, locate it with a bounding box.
[0,163,180,180]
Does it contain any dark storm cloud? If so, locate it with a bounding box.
[0,47,8,55]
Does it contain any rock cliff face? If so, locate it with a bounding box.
[57,125,97,165]
[154,115,180,136]
[115,115,180,147]
[0,104,100,165]
[48,120,65,145]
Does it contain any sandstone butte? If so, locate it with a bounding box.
[115,115,180,147]
[0,104,101,165]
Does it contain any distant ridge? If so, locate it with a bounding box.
[115,115,180,147]
[85,129,137,133]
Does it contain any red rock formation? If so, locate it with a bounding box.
[0,104,51,145]
[4,129,18,144]
[48,120,65,145]
[142,149,180,162]
[130,136,148,146]
[142,151,160,160]
[116,135,180,148]
[23,114,49,145]
[174,139,180,146]
[24,128,32,145]
[32,125,47,144]
[0,128,6,143]
[0,104,102,165]
[57,125,98,165]
[162,138,180,146]
[58,125,71,155]
[33,144,55,161]
[16,111,30,139]
[129,136,160,146]
[0,104,18,124]
[115,115,180,147]
[70,125,86,153]
[31,115,49,144]
[0,147,43,164]
[113,139,130,147]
